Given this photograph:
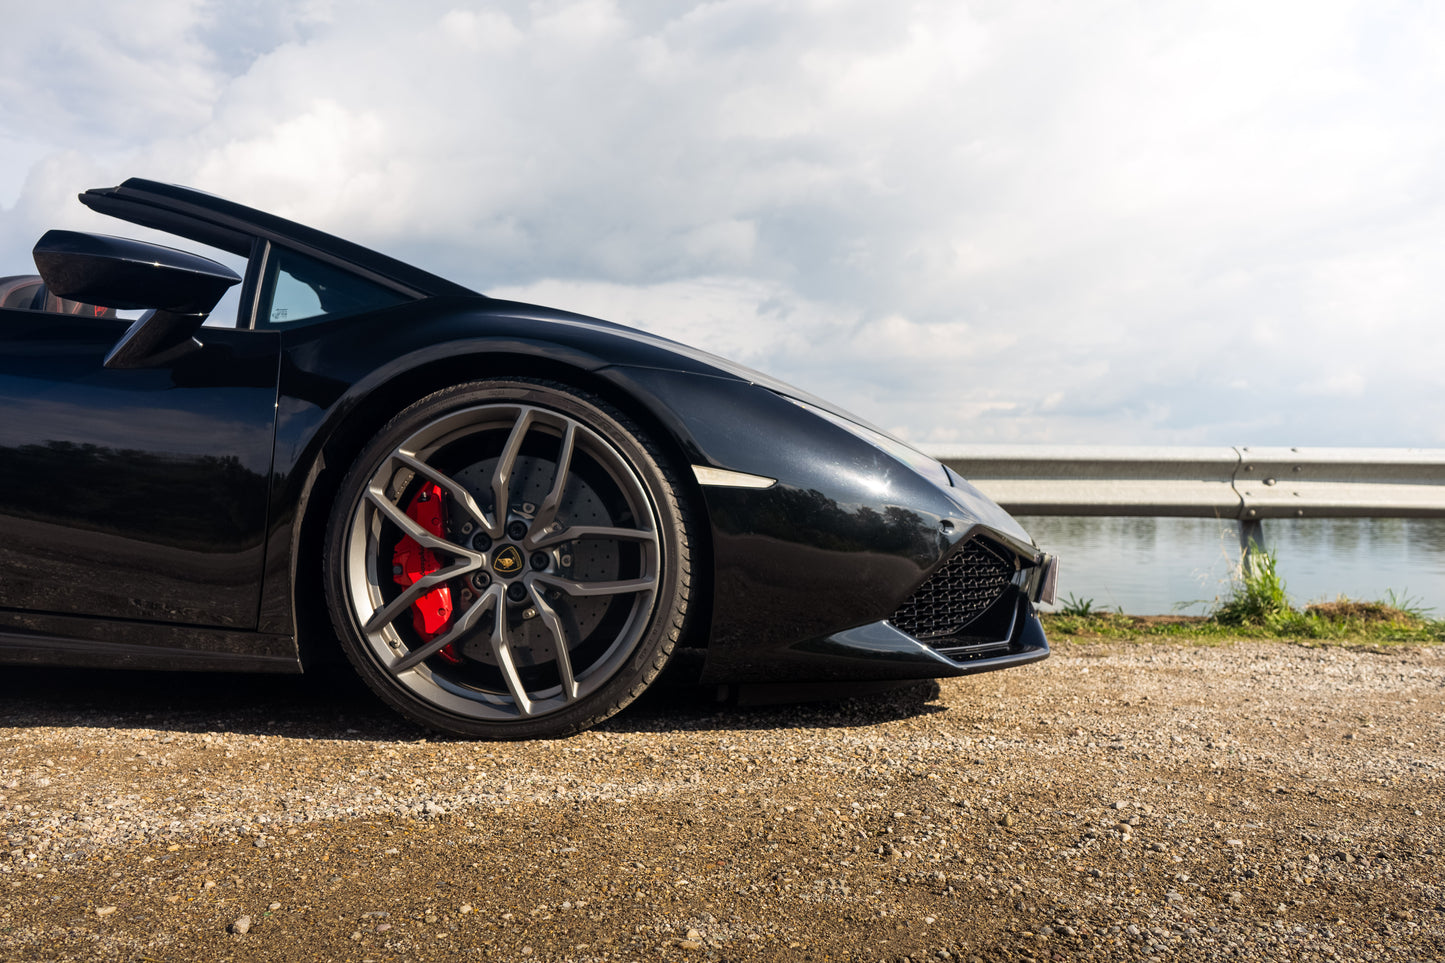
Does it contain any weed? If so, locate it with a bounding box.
[1384,588,1434,620]
[1213,548,1293,627]
[1058,593,1097,617]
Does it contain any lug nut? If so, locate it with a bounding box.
[471,532,491,551]
[506,520,528,541]
[530,552,548,571]
[471,572,491,590]
[506,583,528,603]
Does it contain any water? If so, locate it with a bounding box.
[1018,516,1445,616]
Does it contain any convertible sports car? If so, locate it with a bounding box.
[0,179,1057,738]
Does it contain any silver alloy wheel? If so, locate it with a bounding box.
[341,401,662,722]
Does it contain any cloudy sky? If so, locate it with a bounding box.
[2,0,1442,448]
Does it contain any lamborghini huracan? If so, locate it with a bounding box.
[0,179,1057,738]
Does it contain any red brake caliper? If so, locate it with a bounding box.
[391,483,461,664]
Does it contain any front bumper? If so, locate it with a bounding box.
[702,591,1050,687]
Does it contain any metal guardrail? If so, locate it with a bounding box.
[930,445,1445,552]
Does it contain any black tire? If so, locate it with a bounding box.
[322,378,693,738]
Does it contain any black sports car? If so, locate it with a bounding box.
[0,179,1057,738]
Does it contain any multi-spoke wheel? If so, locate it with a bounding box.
[324,379,693,738]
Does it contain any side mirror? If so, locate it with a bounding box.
[32,230,241,369]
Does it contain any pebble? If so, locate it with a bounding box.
[229,916,252,935]
[0,640,1438,962]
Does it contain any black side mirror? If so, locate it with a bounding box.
[32,230,241,369]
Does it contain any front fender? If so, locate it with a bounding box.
[594,365,1026,679]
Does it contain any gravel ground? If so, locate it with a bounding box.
[1,639,1441,962]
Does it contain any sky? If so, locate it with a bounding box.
[2,0,1443,449]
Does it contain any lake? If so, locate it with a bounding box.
[1017,516,1445,616]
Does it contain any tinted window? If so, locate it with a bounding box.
[260,248,409,327]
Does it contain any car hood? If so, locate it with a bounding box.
[476,296,1035,548]
[479,296,909,442]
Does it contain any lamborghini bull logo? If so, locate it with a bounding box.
[492,545,523,575]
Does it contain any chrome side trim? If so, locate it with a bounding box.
[692,465,777,489]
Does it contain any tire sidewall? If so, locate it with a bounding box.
[322,378,690,739]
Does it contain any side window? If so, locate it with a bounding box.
[259,248,409,327]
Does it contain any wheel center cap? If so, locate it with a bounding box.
[491,544,524,577]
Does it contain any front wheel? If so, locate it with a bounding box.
[323,379,694,738]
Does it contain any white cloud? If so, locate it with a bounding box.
[1301,371,1367,398]
[2,0,1444,447]
[0,1,222,142]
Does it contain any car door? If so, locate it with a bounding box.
[0,303,280,629]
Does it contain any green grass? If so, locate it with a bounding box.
[1044,548,1445,646]
[1042,609,1444,645]
[1213,548,1291,627]
[1057,592,1100,617]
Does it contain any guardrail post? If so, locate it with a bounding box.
[1238,517,1265,567]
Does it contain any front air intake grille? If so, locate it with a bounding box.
[890,538,1016,640]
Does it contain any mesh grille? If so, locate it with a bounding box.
[890,539,1015,640]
